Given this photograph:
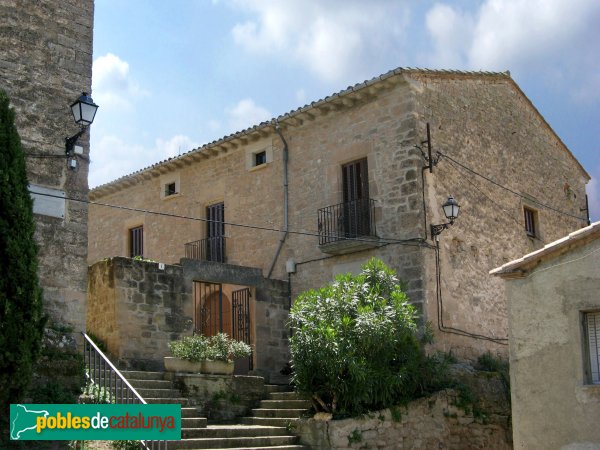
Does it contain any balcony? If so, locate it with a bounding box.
[317,198,380,255]
[185,236,226,263]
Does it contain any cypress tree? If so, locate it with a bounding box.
[0,90,46,414]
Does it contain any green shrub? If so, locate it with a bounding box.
[169,333,251,362]
[0,90,47,441]
[289,258,450,416]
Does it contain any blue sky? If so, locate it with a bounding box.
[91,0,600,219]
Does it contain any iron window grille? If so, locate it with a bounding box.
[129,226,143,258]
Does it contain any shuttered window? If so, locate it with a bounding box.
[129,226,143,258]
[586,311,600,384]
[524,207,536,237]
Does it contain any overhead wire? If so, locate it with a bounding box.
[29,189,435,249]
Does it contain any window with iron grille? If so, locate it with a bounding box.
[524,207,537,237]
[585,311,600,384]
[129,226,143,258]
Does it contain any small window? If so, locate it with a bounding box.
[524,207,537,237]
[585,311,600,384]
[165,182,177,197]
[254,151,266,166]
[130,226,144,258]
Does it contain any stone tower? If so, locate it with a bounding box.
[0,0,95,333]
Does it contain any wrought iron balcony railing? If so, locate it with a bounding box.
[318,198,376,246]
[185,236,226,263]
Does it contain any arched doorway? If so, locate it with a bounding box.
[194,282,231,337]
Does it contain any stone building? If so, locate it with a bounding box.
[0,0,95,333]
[491,221,600,450]
[88,68,590,374]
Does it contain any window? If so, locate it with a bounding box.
[342,158,371,237]
[585,311,600,384]
[129,226,143,258]
[165,182,177,197]
[206,203,225,262]
[524,207,537,237]
[254,151,266,166]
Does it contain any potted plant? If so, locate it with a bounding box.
[165,333,252,375]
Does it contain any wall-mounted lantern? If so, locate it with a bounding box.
[65,92,99,169]
[431,196,460,239]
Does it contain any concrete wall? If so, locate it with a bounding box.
[88,70,589,360]
[87,257,290,382]
[0,0,94,333]
[502,238,600,449]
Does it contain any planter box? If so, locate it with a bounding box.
[164,357,234,375]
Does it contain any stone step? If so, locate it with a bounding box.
[241,417,301,428]
[182,425,287,439]
[182,407,202,418]
[182,417,208,429]
[268,392,306,401]
[259,400,311,410]
[120,370,166,380]
[196,446,307,450]
[145,397,189,405]
[129,379,174,389]
[166,435,299,449]
[135,388,184,398]
[264,384,292,394]
[251,409,306,419]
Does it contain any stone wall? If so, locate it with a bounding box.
[166,373,267,421]
[413,73,589,358]
[87,257,291,382]
[296,388,511,450]
[0,0,94,333]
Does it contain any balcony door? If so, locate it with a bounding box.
[342,158,370,237]
[206,202,225,262]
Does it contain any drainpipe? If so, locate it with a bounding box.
[267,120,289,279]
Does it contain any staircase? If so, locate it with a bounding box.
[121,370,311,450]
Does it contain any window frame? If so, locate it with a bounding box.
[129,225,144,258]
[254,151,267,166]
[583,310,600,385]
[523,206,537,238]
[164,182,177,197]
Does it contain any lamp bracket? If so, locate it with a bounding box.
[431,221,454,239]
[65,126,86,156]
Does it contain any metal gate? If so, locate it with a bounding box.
[232,287,252,370]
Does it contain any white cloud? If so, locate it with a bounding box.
[425,4,474,68]
[92,53,148,110]
[424,0,600,100]
[225,98,271,132]
[226,0,409,83]
[89,134,199,188]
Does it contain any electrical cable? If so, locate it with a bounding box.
[434,240,508,345]
[444,158,523,229]
[29,189,436,249]
[437,151,587,222]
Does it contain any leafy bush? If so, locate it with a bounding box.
[169,333,251,362]
[289,258,450,416]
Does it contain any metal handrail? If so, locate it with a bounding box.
[317,198,377,245]
[184,236,226,262]
[81,332,168,450]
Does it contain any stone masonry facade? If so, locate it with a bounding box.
[87,257,291,382]
[0,0,94,333]
[88,68,589,360]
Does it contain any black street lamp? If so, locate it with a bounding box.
[65,92,99,166]
[431,196,461,239]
